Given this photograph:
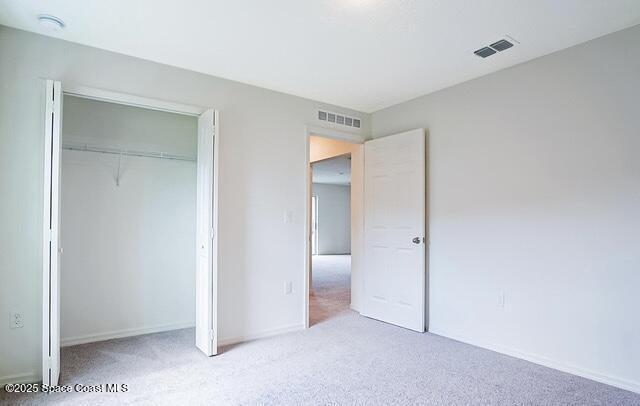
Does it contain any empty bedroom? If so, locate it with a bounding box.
[1,1,639,405]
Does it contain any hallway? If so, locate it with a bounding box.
[309,255,351,326]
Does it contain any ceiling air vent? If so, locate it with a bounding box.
[474,36,517,58]
[474,46,496,58]
[490,39,513,52]
[317,110,362,129]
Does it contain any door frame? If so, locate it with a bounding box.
[311,194,318,255]
[304,125,364,328]
[43,82,219,383]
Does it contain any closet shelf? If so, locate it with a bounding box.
[62,142,196,162]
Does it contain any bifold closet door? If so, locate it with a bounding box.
[195,109,219,356]
[43,79,62,385]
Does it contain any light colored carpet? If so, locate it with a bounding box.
[2,255,639,405]
[310,254,351,326]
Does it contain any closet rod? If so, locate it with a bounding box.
[62,143,196,162]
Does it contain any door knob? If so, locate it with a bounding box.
[412,237,421,244]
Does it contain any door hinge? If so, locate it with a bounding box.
[47,229,53,242]
[210,227,215,240]
[209,329,215,340]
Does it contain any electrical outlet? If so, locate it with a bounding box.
[283,210,293,224]
[10,312,24,329]
[284,281,292,295]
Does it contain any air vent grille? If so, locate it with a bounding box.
[317,110,361,129]
[474,37,517,58]
[490,39,513,52]
[474,47,496,58]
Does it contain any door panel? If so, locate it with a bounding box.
[195,109,218,356]
[43,80,62,385]
[363,129,425,332]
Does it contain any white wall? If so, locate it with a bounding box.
[0,26,369,383]
[371,25,640,392]
[60,96,196,345]
[312,183,350,255]
[309,135,359,162]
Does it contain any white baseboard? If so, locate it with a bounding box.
[61,321,195,347]
[0,372,39,386]
[430,328,640,394]
[219,323,304,347]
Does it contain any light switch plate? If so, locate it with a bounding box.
[10,312,24,329]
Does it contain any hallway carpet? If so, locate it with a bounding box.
[310,254,351,325]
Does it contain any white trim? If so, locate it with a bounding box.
[306,125,365,144]
[212,110,220,353]
[62,84,206,116]
[0,372,39,386]
[61,321,196,347]
[430,328,640,395]
[305,139,311,329]
[304,125,365,329]
[218,323,305,347]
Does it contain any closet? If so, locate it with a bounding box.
[60,95,198,346]
[41,81,219,386]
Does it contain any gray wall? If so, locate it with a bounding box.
[0,26,369,383]
[372,25,640,391]
[60,96,197,345]
[313,183,351,255]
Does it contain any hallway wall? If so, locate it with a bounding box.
[312,184,351,255]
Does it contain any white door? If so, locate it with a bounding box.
[196,109,219,356]
[43,80,62,385]
[362,129,426,332]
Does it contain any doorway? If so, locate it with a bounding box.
[41,81,219,386]
[304,127,428,333]
[310,154,353,325]
[305,131,364,327]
